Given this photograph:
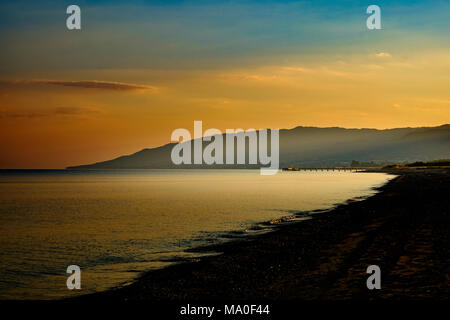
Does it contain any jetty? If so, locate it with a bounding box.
[282,167,369,172]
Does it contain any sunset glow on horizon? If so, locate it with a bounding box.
[1,0,449,168]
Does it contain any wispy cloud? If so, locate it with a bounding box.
[0,110,46,119]
[375,52,392,58]
[0,106,103,119]
[282,67,313,73]
[53,106,103,116]
[0,79,158,92]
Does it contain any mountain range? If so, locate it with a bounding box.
[68,124,450,169]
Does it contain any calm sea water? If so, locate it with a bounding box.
[0,169,394,299]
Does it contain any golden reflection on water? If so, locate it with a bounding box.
[0,169,394,299]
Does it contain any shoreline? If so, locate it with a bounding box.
[77,168,449,301]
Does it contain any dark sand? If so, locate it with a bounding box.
[81,169,449,301]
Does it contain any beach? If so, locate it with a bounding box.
[80,168,449,301]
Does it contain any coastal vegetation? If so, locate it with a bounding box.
[383,159,450,169]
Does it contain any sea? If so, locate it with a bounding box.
[0,169,395,299]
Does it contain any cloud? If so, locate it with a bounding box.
[282,67,313,73]
[0,110,46,119]
[366,64,384,70]
[53,106,103,116]
[0,106,103,119]
[218,73,278,82]
[0,79,158,92]
[282,65,359,78]
[375,52,392,58]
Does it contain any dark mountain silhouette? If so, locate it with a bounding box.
[67,124,450,169]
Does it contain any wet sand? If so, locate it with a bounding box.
[81,169,449,301]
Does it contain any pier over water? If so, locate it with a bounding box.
[282,167,368,172]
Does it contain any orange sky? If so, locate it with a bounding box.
[2,52,450,168]
[1,1,449,168]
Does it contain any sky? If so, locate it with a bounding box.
[0,0,449,168]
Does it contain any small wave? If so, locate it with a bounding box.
[265,215,298,225]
